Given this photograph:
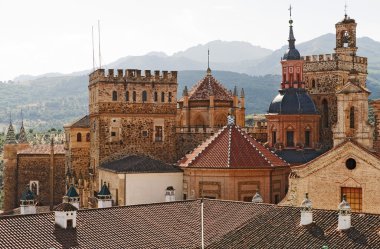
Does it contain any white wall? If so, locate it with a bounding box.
[124,172,183,205]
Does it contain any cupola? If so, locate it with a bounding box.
[338,194,351,230]
[65,184,80,209]
[20,185,36,215]
[165,186,176,202]
[300,193,313,226]
[97,182,112,208]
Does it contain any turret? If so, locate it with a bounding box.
[20,185,36,215]
[240,88,245,109]
[97,182,112,208]
[65,184,80,209]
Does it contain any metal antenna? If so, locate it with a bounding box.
[345,2,348,17]
[92,26,95,71]
[98,20,102,69]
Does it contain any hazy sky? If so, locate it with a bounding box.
[0,0,379,81]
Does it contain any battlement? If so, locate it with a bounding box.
[89,68,178,84]
[302,53,367,64]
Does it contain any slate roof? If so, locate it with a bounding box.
[178,125,288,168]
[182,73,233,102]
[66,185,79,198]
[275,149,325,165]
[99,155,183,173]
[17,144,65,155]
[98,183,111,196]
[1,200,380,248]
[268,88,318,115]
[65,115,90,128]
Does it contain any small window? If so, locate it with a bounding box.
[161,92,165,102]
[77,133,82,142]
[142,91,147,102]
[111,132,116,137]
[286,131,294,147]
[30,181,39,196]
[168,92,172,103]
[86,133,90,142]
[133,91,136,102]
[67,219,73,228]
[305,130,310,147]
[274,195,280,204]
[272,131,276,146]
[312,79,316,88]
[350,106,355,129]
[142,130,148,137]
[126,91,129,102]
[341,187,362,212]
[155,126,163,142]
[183,194,187,200]
[154,92,158,102]
[112,91,117,101]
[243,196,253,202]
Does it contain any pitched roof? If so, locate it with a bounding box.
[98,183,111,196]
[5,122,17,144]
[183,73,233,101]
[53,203,78,212]
[65,115,90,128]
[1,200,380,248]
[17,144,65,155]
[99,155,183,173]
[275,149,325,165]
[66,185,79,198]
[178,125,288,168]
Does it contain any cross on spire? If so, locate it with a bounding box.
[344,2,348,17]
[207,49,210,69]
[289,5,292,19]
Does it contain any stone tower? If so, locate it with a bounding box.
[88,69,178,191]
[303,14,368,148]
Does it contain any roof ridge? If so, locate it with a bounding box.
[227,126,232,167]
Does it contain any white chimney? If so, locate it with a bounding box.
[20,185,36,215]
[98,182,112,208]
[165,186,175,202]
[252,190,263,203]
[300,193,313,226]
[338,194,351,230]
[54,196,78,229]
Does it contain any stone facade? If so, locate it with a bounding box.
[281,141,380,214]
[303,16,368,148]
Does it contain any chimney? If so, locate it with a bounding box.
[165,186,175,202]
[300,193,313,226]
[251,189,263,203]
[97,182,112,208]
[338,194,351,230]
[20,185,36,215]
[53,196,78,229]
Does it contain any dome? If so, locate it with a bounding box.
[268,88,318,115]
[283,48,301,60]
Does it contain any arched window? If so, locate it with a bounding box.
[342,31,350,48]
[126,91,129,102]
[168,92,172,103]
[312,79,316,88]
[112,91,117,101]
[142,91,147,102]
[161,92,165,102]
[322,99,329,128]
[86,133,90,142]
[77,133,82,142]
[154,92,158,102]
[133,91,136,102]
[350,106,355,128]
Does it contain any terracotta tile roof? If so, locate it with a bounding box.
[53,203,78,212]
[99,155,183,173]
[17,144,65,155]
[184,74,233,101]
[178,125,288,168]
[65,115,90,128]
[1,200,380,248]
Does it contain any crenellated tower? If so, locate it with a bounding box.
[88,68,178,193]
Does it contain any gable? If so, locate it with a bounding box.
[336,82,369,94]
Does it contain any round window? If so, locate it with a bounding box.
[345,158,356,170]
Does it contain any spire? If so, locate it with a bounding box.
[5,114,17,144]
[288,5,295,49]
[183,86,189,96]
[206,49,211,76]
[344,2,348,20]
[18,110,28,144]
[240,88,245,98]
[233,86,238,96]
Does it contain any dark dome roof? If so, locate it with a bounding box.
[283,48,301,60]
[268,88,318,115]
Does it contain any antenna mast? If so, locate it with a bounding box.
[92,26,95,71]
[98,20,102,69]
